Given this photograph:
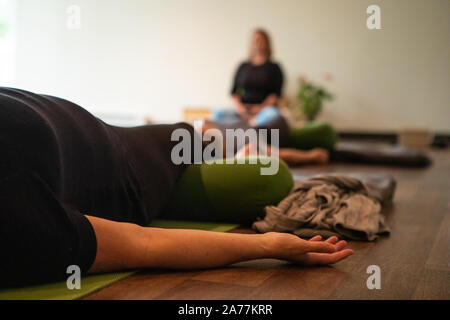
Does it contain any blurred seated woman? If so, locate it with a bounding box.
[205,28,329,165]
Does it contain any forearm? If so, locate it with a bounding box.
[247,95,279,116]
[279,148,330,165]
[140,228,269,269]
[231,95,250,119]
[86,215,270,273]
[86,215,350,275]
[231,94,242,109]
[260,94,279,108]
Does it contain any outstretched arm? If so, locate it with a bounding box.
[86,215,353,274]
[237,144,329,166]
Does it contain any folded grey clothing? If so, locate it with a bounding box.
[293,172,397,206]
[252,174,395,241]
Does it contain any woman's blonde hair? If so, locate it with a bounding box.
[248,28,272,60]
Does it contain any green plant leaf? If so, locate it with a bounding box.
[296,78,333,120]
[0,22,9,37]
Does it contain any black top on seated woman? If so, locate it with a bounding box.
[231,60,283,105]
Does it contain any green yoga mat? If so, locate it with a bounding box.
[0,219,239,300]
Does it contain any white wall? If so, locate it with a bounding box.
[0,0,16,84]
[10,0,450,131]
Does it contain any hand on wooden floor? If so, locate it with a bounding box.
[263,232,354,266]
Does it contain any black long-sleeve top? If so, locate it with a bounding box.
[231,61,284,104]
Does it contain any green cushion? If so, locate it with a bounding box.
[288,121,338,150]
[163,156,294,225]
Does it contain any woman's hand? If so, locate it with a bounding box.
[262,232,353,266]
[307,148,330,164]
[247,104,265,116]
[244,94,279,118]
[262,94,278,107]
[232,95,251,120]
[237,104,251,120]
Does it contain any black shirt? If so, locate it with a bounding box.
[231,61,284,104]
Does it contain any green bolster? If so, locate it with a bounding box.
[288,121,338,150]
[163,157,294,225]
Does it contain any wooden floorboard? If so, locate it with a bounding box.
[83,149,450,300]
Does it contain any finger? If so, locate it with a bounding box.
[305,241,336,253]
[310,236,346,248]
[325,236,339,244]
[304,249,354,265]
[335,240,348,251]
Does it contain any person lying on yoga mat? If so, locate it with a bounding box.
[203,28,330,166]
[0,87,353,288]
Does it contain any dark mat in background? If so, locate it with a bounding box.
[330,142,432,168]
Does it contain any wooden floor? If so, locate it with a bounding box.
[84,148,449,300]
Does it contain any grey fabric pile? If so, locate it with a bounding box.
[253,173,396,241]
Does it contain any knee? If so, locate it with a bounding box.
[253,106,280,126]
[211,109,240,122]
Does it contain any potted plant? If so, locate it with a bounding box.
[297,77,333,121]
[0,21,8,37]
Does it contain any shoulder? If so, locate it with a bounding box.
[266,61,283,77]
[237,61,251,70]
[268,61,283,71]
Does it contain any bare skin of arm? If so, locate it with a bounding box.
[86,215,353,274]
[238,143,330,166]
[248,94,279,116]
[278,148,329,165]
